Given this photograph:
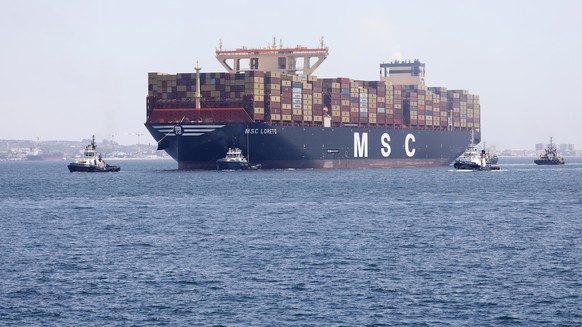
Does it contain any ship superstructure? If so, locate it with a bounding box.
[215,38,328,76]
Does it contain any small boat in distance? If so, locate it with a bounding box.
[67,136,120,172]
[535,137,565,165]
[453,131,500,171]
[216,148,261,171]
[486,154,498,165]
[484,144,498,164]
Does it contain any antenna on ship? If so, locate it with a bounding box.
[195,61,201,109]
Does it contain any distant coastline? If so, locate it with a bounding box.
[0,138,169,161]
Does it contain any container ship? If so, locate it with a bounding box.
[145,40,481,169]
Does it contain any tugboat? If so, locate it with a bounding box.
[216,148,261,171]
[535,137,565,165]
[453,131,500,171]
[67,136,120,172]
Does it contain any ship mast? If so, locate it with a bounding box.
[195,61,201,109]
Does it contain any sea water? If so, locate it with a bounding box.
[1,158,581,326]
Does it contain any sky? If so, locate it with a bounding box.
[1,0,581,150]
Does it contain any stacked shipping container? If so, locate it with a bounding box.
[147,72,480,130]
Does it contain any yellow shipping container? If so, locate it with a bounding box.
[245,76,264,83]
[267,72,282,78]
[282,114,292,121]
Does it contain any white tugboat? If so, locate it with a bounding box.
[216,148,261,171]
[67,136,120,172]
[453,130,500,171]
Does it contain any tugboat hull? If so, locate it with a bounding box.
[453,162,499,171]
[216,160,250,171]
[534,159,564,165]
[67,163,120,173]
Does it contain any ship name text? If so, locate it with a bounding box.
[245,128,278,135]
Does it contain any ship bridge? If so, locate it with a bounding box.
[380,59,426,86]
[216,39,328,76]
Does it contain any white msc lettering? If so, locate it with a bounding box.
[354,132,368,158]
[381,133,391,157]
[405,133,416,157]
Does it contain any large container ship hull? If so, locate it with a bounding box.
[146,41,482,169]
[146,122,477,169]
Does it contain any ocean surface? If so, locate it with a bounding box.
[1,157,581,326]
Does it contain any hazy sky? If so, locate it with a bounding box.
[1,0,581,149]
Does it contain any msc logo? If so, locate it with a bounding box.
[353,132,416,158]
[173,125,184,135]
